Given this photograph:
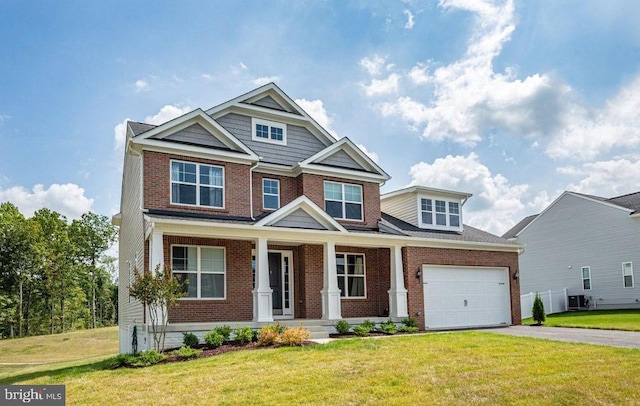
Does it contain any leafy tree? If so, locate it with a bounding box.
[532,293,546,325]
[129,265,185,352]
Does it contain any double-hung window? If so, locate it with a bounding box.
[419,198,461,230]
[251,118,286,145]
[335,253,366,298]
[622,262,634,288]
[262,178,280,210]
[581,266,592,290]
[172,245,225,299]
[171,160,224,208]
[324,181,363,221]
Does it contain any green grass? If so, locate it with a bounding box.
[523,309,640,331]
[3,331,640,405]
[0,326,118,381]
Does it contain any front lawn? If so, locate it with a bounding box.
[3,332,640,405]
[523,309,640,331]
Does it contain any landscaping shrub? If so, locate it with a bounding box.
[398,325,419,333]
[280,326,310,346]
[214,325,233,342]
[110,350,166,368]
[361,319,376,330]
[532,293,546,325]
[401,317,418,329]
[335,320,350,334]
[182,332,199,348]
[378,320,397,335]
[234,326,253,345]
[111,353,136,368]
[204,331,225,348]
[172,346,202,360]
[257,324,281,346]
[353,325,371,336]
[251,329,259,342]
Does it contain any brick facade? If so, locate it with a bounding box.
[143,151,252,217]
[402,246,521,330]
[252,173,298,218]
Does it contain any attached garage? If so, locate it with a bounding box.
[422,265,512,329]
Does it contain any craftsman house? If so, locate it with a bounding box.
[114,83,522,352]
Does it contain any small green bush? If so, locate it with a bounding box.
[234,326,253,345]
[214,325,233,342]
[110,353,137,368]
[378,320,397,335]
[172,346,202,359]
[335,320,350,334]
[128,350,165,367]
[532,293,546,325]
[361,319,376,330]
[251,329,259,342]
[182,332,199,348]
[257,324,281,346]
[401,317,418,329]
[204,331,225,348]
[280,326,310,346]
[353,325,371,336]
[398,325,419,333]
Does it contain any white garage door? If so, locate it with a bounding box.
[423,265,511,329]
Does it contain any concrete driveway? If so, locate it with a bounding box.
[482,325,640,349]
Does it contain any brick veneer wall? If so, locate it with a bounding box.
[252,173,298,217]
[336,246,390,318]
[299,173,382,228]
[143,151,251,217]
[297,244,324,319]
[402,247,521,330]
[165,236,253,323]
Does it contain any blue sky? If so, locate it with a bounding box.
[1,0,639,236]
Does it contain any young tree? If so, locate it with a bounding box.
[532,293,546,325]
[128,265,185,352]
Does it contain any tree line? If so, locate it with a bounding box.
[0,202,118,338]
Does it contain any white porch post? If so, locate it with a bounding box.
[148,230,165,349]
[388,245,408,318]
[321,241,342,320]
[253,237,273,322]
[149,230,164,272]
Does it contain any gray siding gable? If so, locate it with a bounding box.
[317,149,365,171]
[214,113,328,166]
[160,123,229,149]
[272,208,327,230]
[247,96,288,112]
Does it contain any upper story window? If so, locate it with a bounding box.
[622,262,634,288]
[251,118,286,145]
[419,197,461,230]
[581,266,592,290]
[171,160,224,208]
[324,181,363,221]
[262,178,280,210]
[172,245,226,299]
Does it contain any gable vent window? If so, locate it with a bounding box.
[252,118,286,145]
[419,197,461,230]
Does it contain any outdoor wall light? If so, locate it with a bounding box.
[513,272,519,280]
[416,268,422,279]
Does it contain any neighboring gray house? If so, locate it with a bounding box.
[504,191,640,310]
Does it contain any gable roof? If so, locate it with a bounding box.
[128,109,259,162]
[607,191,640,214]
[381,185,473,202]
[297,137,390,182]
[501,214,537,239]
[206,82,336,147]
[255,196,348,232]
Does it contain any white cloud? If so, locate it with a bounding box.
[295,98,338,139]
[356,143,380,164]
[134,79,150,92]
[407,152,530,235]
[0,114,10,125]
[0,183,94,220]
[558,156,640,196]
[359,55,386,76]
[251,76,281,86]
[362,73,401,97]
[113,105,192,149]
[527,190,552,213]
[407,63,431,85]
[403,9,415,29]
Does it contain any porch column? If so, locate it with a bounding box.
[149,230,164,272]
[321,241,342,320]
[388,245,408,318]
[253,237,273,322]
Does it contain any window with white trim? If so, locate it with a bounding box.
[581,266,591,290]
[262,178,280,210]
[419,197,461,230]
[324,181,363,221]
[172,245,225,299]
[622,262,634,288]
[335,253,366,298]
[171,160,224,208]
[251,118,286,145]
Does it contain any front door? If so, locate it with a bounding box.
[269,251,293,317]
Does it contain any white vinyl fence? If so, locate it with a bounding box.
[520,289,568,319]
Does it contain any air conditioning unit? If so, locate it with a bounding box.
[568,295,587,310]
